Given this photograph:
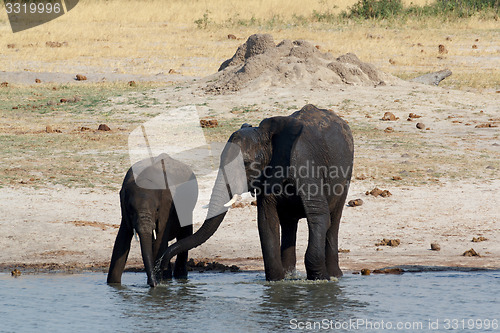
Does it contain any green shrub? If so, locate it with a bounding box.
[417,0,499,18]
[344,0,404,19]
[343,0,498,20]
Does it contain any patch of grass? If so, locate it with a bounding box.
[342,0,499,19]
[343,0,405,19]
[0,82,165,189]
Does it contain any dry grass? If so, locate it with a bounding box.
[0,0,498,89]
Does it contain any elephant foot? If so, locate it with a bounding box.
[173,265,188,279]
[328,267,343,278]
[161,268,173,280]
[147,276,158,288]
[265,268,285,281]
[306,270,330,281]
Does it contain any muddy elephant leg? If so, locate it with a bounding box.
[325,195,347,278]
[279,213,299,275]
[155,213,174,281]
[107,221,134,284]
[258,195,284,281]
[302,196,330,280]
[173,224,193,279]
[305,214,330,280]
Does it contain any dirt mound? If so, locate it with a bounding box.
[205,34,396,94]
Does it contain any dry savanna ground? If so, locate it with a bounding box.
[0,0,498,275]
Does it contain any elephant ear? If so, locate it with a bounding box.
[259,116,303,182]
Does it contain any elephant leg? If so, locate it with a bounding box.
[302,196,330,280]
[258,195,284,281]
[107,220,133,284]
[173,223,193,279]
[325,195,347,278]
[279,214,298,275]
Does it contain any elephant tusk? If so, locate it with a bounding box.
[153,229,157,240]
[202,204,209,209]
[223,194,239,208]
[133,229,139,242]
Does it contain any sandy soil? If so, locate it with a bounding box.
[1,68,498,274]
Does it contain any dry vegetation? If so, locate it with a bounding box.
[0,0,498,189]
[0,0,498,89]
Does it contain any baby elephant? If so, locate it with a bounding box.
[107,154,197,287]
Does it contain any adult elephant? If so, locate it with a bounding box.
[107,154,197,287]
[158,104,353,282]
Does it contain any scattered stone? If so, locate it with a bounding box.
[338,248,351,253]
[7,44,16,49]
[430,243,441,251]
[381,112,398,121]
[60,96,80,103]
[187,258,240,272]
[472,44,478,49]
[80,126,91,131]
[392,176,402,181]
[46,41,68,48]
[11,269,21,276]
[384,127,394,133]
[376,238,400,247]
[366,188,392,197]
[463,248,480,257]
[472,236,488,242]
[168,69,177,74]
[128,81,136,87]
[416,122,425,129]
[98,124,111,131]
[347,199,363,207]
[445,36,452,41]
[389,58,396,65]
[35,78,41,83]
[366,33,383,39]
[200,119,219,128]
[373,268,404,274]
[410,69,452,86]
[227,34,237,40]
[438,44,448,54]
[355,174,368,180]
[12,106,18,109]
[0,82,8,87]
[46,125,54,133]
[360,268,371,275]
[475,123,498,128]
[408,112,421,119]
[75,74,87,81]
[231,201,248,209]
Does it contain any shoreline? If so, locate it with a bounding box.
[3,261,499,276]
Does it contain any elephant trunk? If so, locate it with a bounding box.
[157,169,232,266]
[139,230,157,287]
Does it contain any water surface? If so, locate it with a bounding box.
[1,270,499,332]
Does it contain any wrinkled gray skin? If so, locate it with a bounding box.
[107,154,196,287]
[160,104,354,281]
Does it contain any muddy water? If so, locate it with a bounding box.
[1,270,499,332]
